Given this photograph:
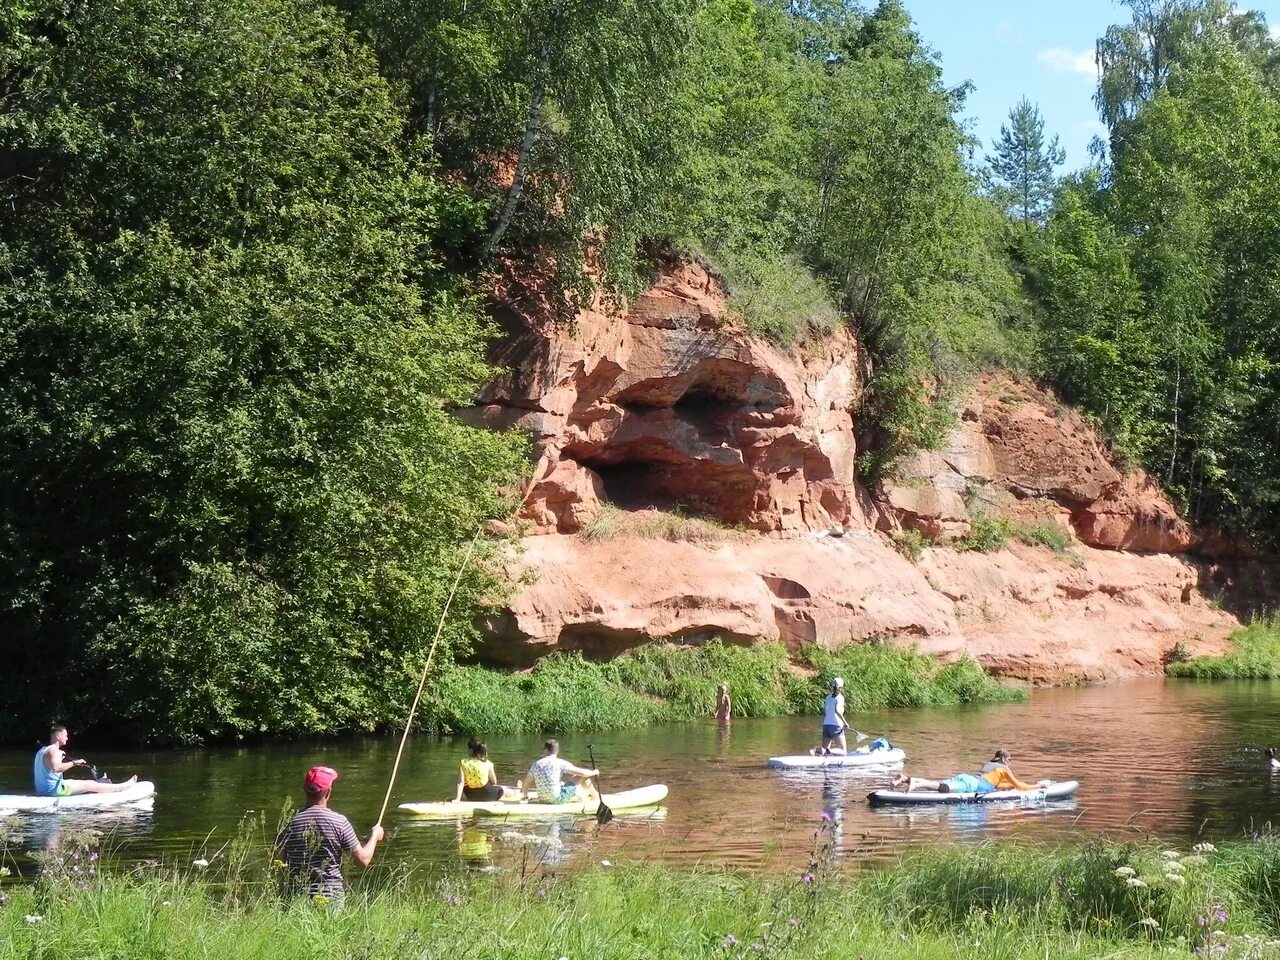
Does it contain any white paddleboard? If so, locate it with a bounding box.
[400,791,540,817]
[0,781,156,813]
[767,747,906,769]
[868,779,1079,806]
[472,784,668,817]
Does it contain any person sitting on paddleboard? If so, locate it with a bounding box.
[452,738,520,803]
[34,725,139,797]
[808,677,848,756]
[890,747,1046,794]
[521,739,599,805]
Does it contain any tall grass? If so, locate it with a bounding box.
[1168,615,1280,679]
[422,641,1023,736]
[7,836,1280,959]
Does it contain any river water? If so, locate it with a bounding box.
[3,679,1280,879]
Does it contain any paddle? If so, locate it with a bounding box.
[587,745,612,825]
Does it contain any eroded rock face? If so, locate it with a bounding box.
[881,374,1195,553]
[484,532,1235,682]
[471,258,869,534]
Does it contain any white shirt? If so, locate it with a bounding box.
[823,692,844,726]
[528,756,572,798]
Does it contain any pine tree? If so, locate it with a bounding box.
[986,97,1065,226]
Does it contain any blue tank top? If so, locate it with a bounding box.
[34,745,62,797]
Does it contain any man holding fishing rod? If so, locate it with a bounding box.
[276,765,383,903]
[34,725,139,797]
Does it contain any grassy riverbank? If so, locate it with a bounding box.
[426,641,1024,736]
[4,836,1280,958]
[1168,616,1280,680]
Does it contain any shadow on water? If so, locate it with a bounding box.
[3,678,1280,875]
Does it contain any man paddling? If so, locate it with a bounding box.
[34,725,138,797]
[521,739,600,805]
[275,765,383,903]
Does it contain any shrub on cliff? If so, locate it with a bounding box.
[0,0,522,743]
[1167,616,1280,680]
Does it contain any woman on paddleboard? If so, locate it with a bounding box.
[809,677,848,756]
[453,738,520,803]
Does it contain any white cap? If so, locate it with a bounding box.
[833,676,844,687]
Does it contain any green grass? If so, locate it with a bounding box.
[422,641,1023,736]
[955,508,1079,559]
[7,835,1280,959]
[1167,615,1280,679]
[581,503,745,544]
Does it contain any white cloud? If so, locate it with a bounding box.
[1037,48,1097,79]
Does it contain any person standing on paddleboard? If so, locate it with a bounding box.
[34,725,138,797]
[809,677,848,756]
[276,766,382,904]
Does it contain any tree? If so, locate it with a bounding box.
[0,0,523,743]
[985,98,1065,227]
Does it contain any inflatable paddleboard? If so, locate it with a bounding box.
[767,747,906,769]
[0,780,157,813]
[399,792,540,817]
[472,784,668,817]
[867,779,1079,807]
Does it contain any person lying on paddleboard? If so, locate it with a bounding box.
[521,739,599,805]
[808,677,848,756]
[890,747,1049,794]
[34,725,139,797]
[452,737,520,803]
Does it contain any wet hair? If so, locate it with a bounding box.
[544,738,559,754]
[992,748,1010,763]
[1268,747,1278,761]
[468,738,488,759]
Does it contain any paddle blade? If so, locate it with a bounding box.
[596,802,613,825]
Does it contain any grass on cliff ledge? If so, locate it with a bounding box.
[6,833,1280,960]
[423,641,1024,736]
[1167,615,1280,679]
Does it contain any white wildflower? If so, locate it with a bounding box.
[1193,842,1217,853]
[24,915,43,924]
[1127,877,1147,888]
[1139,917,1160,929]
[599,859,612,867]
[1164,873,1185,885]
[1114,866,1136,877]
[1161,850,1181,860]
[192,858,210,869]
[1181,855,1207,867]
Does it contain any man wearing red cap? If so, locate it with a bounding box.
[275,765,383,902]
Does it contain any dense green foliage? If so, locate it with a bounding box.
[1167,616,1280,679]
[8,834,1280,958]
[1027,0,1280,545]
[0,0,523,743]
[421,641,1021,736]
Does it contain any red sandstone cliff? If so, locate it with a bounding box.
[468,258,1270,682]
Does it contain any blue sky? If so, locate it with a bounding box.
[904,1,1280,170]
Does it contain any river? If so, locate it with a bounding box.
[3,678,1280,880]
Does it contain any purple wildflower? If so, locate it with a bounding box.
[801,873,814,885]
[536,888,546,898]
[723,934,738,948]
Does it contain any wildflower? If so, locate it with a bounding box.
[1164,859,1185,871]
[192,858,209,869]
[599,860,612,867]
[161,900,172,907]
[1182,855,1207,867]
[723,934,738,948]
[1162,850,1181,860]
[88,852,99,862]
[536,888,546,898]
[1114,866,1136,877]
[313,895,331,908]
[1126,878,1147,888]
[24,915,43,924]
[1215,907,1228,924]
[0,867,9,877]
[788,917,800,927]
[801,872,815,885]
[1193,842,1217,854]
[1164,873,1185,885]
[0,892,8,907]
[1139,918,1160,929]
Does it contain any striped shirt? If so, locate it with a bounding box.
[275,806,359,899]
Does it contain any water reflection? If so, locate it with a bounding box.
[2,679,1280,874]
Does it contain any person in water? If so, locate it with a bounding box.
[452,737,519,803]
[808,677,848,756]
[34,725,138,797]
[521,739,600,805]
[890,747,1047,794]
[1267,747,1280,771]
[275,765,382,903]
[714,683,732,724]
